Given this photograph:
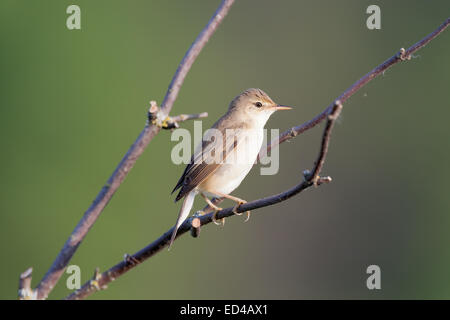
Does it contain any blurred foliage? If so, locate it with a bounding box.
[0,0,449,299]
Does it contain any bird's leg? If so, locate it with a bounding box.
[194,197,223,217]
[200,193,224,226]
[211,192,251,222]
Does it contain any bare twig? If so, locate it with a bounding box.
[65,18,449,300]
[165,113,209,129]
[25,0,235,300]
[171,113,209,123]
[310,101,342,184]
[260,17,450,158]
[66,100,342,300]
[148,101,208,129]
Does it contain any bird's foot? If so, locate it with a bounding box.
[232,200,251,222]
[212,208,225,226]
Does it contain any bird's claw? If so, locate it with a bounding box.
[232,204,243,216]
[212,208,225,226]
[232,201,250,222]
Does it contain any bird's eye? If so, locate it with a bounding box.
[255,102,263,108]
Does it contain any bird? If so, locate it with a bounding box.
[169,88,292,248]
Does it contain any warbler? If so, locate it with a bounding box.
[170,88,292,248]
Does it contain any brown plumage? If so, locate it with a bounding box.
[172,89,275,201]
[168,88,292,249]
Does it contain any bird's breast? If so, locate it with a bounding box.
[198,128,264,196]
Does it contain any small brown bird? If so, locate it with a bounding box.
[169,88,292,248]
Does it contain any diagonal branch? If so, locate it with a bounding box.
[66,100,341,300]
[25,0,236,300]
[65,17,449,300]
[261,17,450,158]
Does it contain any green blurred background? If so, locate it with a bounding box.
[1,0,449,299]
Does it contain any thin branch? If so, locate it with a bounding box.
[66,100,341,300]
[310,101,342,183]
[169,113,209,125]
[261,17,450,158]
[65,18,449,300]
[148,100,208,129]
[27,0,235,300]
[158,0,235,118]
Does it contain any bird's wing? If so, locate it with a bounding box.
[172,126,245,202]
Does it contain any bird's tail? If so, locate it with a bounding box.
[168,190,196,250]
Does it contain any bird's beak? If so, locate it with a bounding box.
[274,105,293,111]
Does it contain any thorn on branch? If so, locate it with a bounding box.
[18,267,36,300]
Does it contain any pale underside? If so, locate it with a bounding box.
[172,121,264,201]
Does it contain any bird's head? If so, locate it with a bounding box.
[229,88,292,116]
[228,88,292,126]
